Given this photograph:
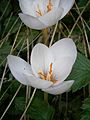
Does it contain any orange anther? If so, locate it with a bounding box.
[49,63,53,74]
[47,0,53,12]
[36,10,43,16]
[36,5,43,16]
[38,70,46,80]
[38,63,57,84]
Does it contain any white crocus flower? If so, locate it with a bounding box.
[18,0,75,30]
[7,38,77,95]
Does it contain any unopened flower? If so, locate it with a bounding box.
[7,38,77,95]
[18,0,75,30]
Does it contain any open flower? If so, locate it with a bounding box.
[7,38,77,95]
[18,0,75,30]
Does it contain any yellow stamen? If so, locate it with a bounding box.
[36,0,53,16]
[38,63,57,84]
[36,5,43,16]
[38,70,46,80]
[49,63,53,74]
[47,0,53,12]
[46,63,57,83]
[46,63,52,80]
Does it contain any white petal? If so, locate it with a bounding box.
[50,38,77,63]
[7,69,53,88]
[51,0,61,8]
[7,55,32,85]
[53,57,74,84]
[33,0,60,16]
[39,7,63,27]
[18,0,36,16]
[59,0,75,19]
[42,80,74,95]
[7,55,32,75]
[33,0,47,15]
[19,13,47,30]
[7,55,53,88]
[22,73,53,89]
[7,69,31,85]
[31,43,54,77]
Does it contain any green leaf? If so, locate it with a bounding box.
[0,0,12,18]
[68,52,90,92]
[0,42,11,65]
[64,96,82,120]
[76,0,87,7]
[4,16,21,34]
[28,97,55,120]
[8,94,55,120]
[15,97,25,113]
[9,81,20,94]
[80,97,90,120]
[8,97,25,115]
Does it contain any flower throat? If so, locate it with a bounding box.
[38,63,57,83]
[36,0,53,16]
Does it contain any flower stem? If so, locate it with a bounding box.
[44,92,48,104]
[24,28,31,120]
[42,23,58,104]
[42,28,49,45]
[49,22,58,47]
[42,28,49,104]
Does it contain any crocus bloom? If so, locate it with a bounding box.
[7,38,77,95]
[18,0,75,30]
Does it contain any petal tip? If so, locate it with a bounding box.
[7,55,14,62]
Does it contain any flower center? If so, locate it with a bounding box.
[38,63,57,84]
[36,0,53,16]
